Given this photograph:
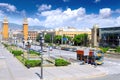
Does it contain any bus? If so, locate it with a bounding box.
[76,48,104,65]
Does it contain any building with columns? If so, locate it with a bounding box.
[2,17,9,40]
[55,27,91,39]
[23,18,28,41]
[47,27,91,39]
[45,27,91,44]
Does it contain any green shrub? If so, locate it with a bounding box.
[3,43,9,47]
[100,47,109,53]
[116,47,120,53]
[16,56,26,64]
[25,60,41,67]
[7,48,13,53]
[55,58,70,66]
[48,43,53,46]
[29,50,40,55]
[12,50,23,56]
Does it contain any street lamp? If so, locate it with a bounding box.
[16,39,18,47]
[13,37,17,50]
[59,31,63,44]
[39,33,44,79]
[22,38,25,60]
[13,37,16,45]
[26,36,31,60]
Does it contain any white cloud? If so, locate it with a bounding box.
[39,7,86,28]
[38,4,51,12]
[63,7,86,17]
[94,0,101,3]
[99,8,112,18]
[0,3,16,12]
[115,16,120,26]
[11,7,119,30]
[0,10,4,16]
[28,18,42,26]
[41,9,62,16]
[40,7,120,28]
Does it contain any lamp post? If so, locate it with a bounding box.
[13,37,17,50]
[22,38,25,60]
[16,39,18,47]
[39,33,44,79]
[26,36,31,60]
[60,31,63,44]
[13,37,16,45]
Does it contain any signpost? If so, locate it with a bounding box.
[84,48,90,63]
[84,48,89,56]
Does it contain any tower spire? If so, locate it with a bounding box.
[3,16,8,23]
[23,18,28,24]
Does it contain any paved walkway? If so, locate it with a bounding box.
[30,64,106,80]
[0,44,40,80]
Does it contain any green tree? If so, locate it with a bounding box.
[63,35,72,44]
[73,33,88,46]
[36,34,40,42]
[83,33,88,46]
[45,34,51,43]
[54,35,62,44]
[36,33,52,43]
[73,34,82,46]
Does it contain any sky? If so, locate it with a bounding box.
[0,0,120,29]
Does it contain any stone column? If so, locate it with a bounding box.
[92,24,99,47]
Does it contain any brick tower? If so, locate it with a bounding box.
[23,18,28,41]
[2,17,9,40]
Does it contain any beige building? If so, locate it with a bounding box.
[54,27,91,39]
[28,31,38,41]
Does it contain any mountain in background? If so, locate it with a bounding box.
[0,21,49,30]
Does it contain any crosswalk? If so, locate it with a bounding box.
[97,60,120,75]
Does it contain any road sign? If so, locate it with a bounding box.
[84,48,89,56]
[63,38,68,41]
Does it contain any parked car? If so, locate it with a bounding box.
[43,49,47,52]
[72,48,77,52]
[49,46,52,51]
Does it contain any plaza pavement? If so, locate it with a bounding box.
[0,43,106,80]
[30,64,106,80]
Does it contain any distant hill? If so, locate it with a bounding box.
[0,21,49,30]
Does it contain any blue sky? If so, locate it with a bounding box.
[0,0,120,29]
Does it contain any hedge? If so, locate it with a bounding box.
[12,50,23,56]
[3,43,9,47]
[116,47,120,53]
[29,50,40,55]
[55,58,70,66]
[100,47,109,53]
[25,60,41,67]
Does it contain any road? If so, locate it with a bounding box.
[18,43,120,80]
[46,50,120,80]
[84,58,120,80]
